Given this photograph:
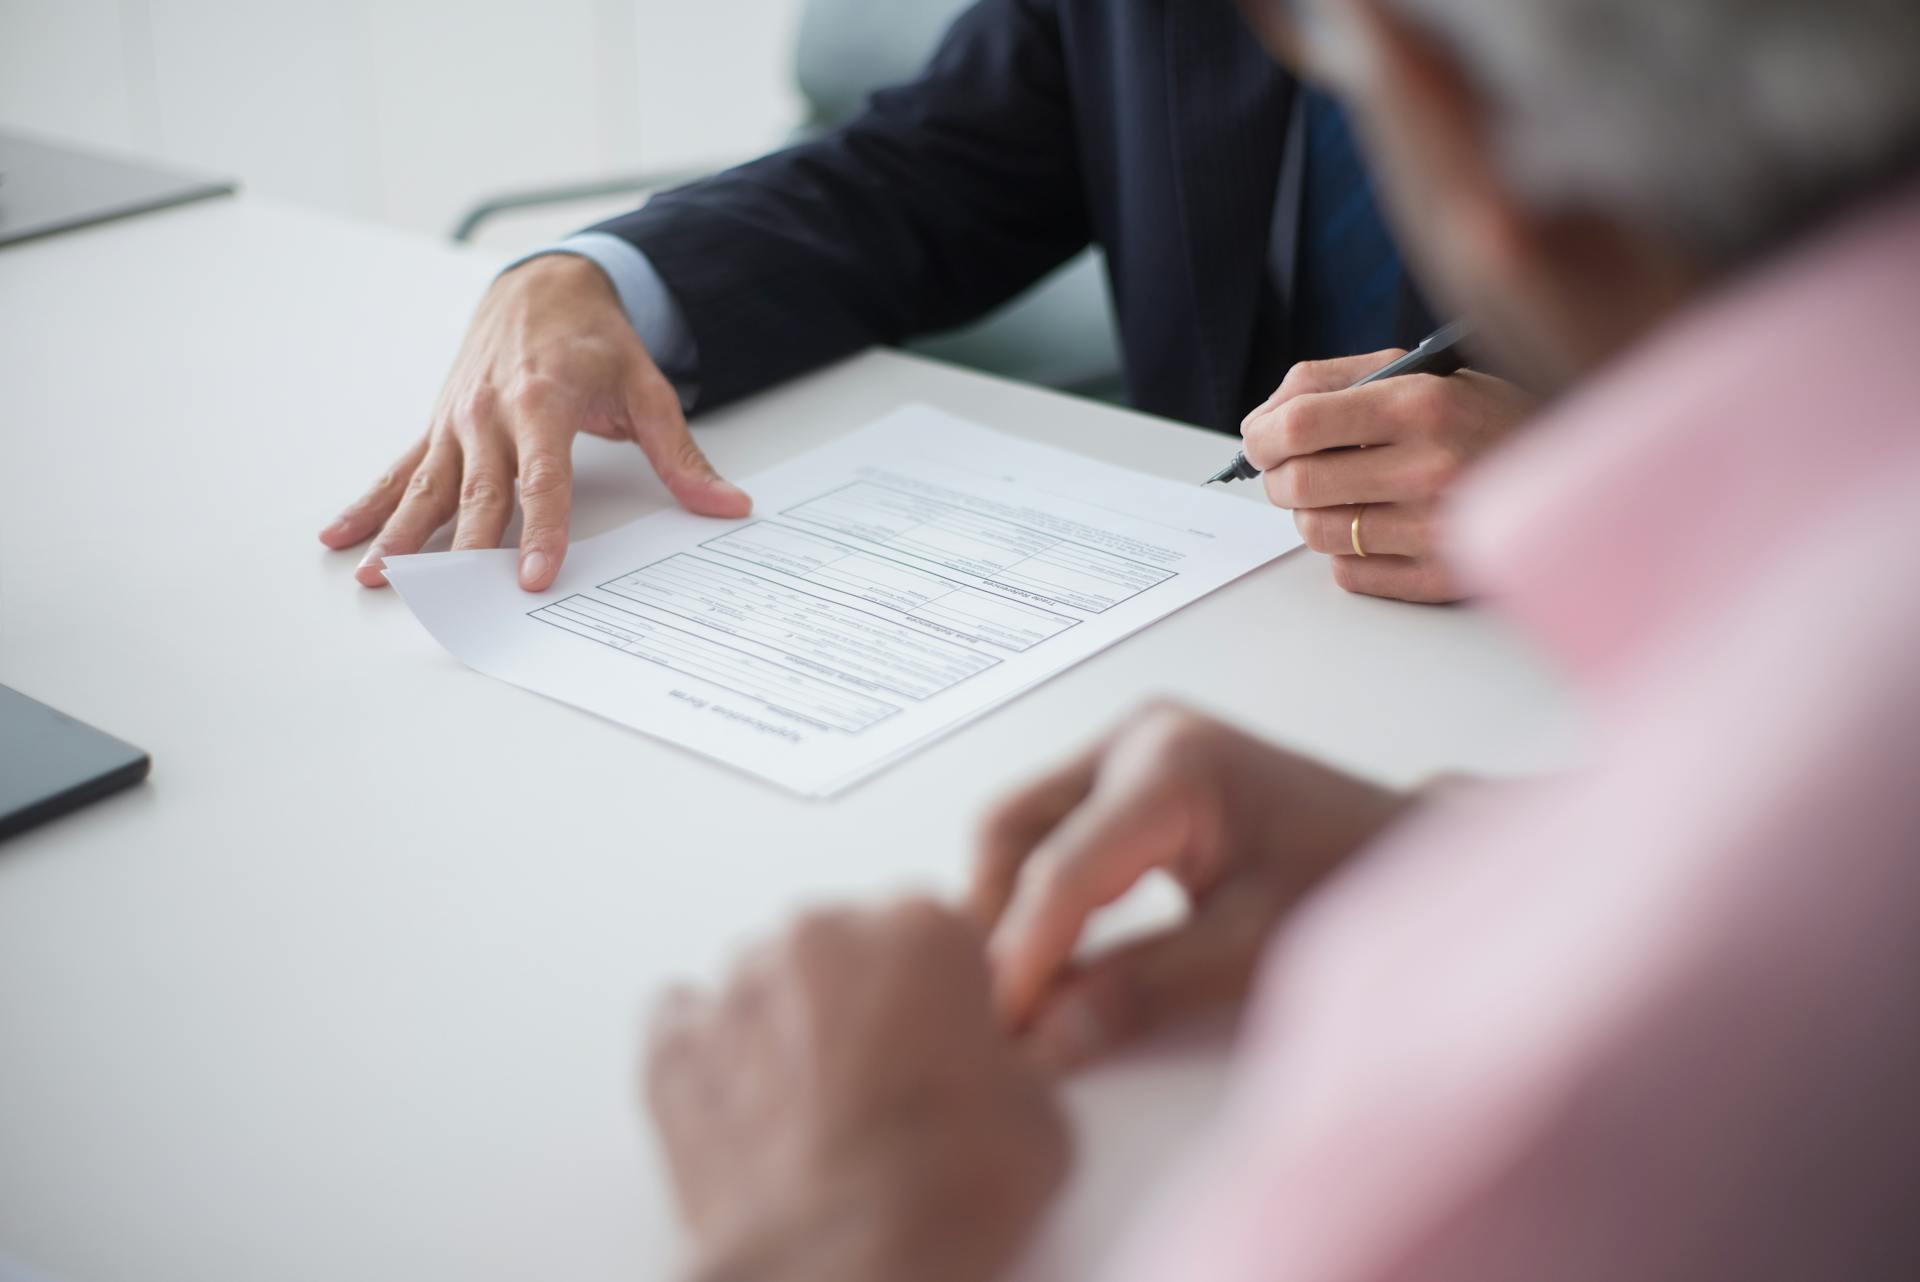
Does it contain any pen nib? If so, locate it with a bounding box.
[1203,453,1259,487]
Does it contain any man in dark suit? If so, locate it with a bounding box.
[320,0,1534,604]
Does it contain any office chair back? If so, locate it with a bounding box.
[790,0,1125,401]
[795,0,975,130]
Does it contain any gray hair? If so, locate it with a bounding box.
[1308,0,1920,265]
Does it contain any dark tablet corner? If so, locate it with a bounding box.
[0,685,151,844]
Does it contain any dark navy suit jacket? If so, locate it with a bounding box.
[591,0,1429,431]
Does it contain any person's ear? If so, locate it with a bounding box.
[1339,0,1603,383]
[1342,0,1539,295]
[1314,1,1699,385]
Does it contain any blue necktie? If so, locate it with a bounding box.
[1291,89,1405,362]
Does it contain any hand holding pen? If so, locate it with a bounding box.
[1205,320,1475,485]
[1206,321,1539,604]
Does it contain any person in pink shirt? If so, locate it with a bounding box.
[639,1,1920,1281]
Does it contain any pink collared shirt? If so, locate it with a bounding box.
[1110,184,1920,1282]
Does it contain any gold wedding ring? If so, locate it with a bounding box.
[1351,506,1370,558]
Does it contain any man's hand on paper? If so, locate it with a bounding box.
[1240,353,1538,604]
[648,901,1071,1282]
[319,255,751,592]
[973,703,1411,1069]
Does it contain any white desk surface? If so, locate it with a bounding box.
[0,198,1583,1282]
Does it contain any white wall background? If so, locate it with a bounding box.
[0,0,804,248]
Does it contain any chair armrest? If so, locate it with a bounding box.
[448,160,739,242]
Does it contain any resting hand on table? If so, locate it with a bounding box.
[647,901,1071,1282]
[1242,352,1537,604]
[973,703,1410,1069]
[318,255,751,592]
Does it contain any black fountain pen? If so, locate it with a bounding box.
[1203,319,1475,485]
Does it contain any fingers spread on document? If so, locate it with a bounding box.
[513,432,575,593]
[621,364,752,520]
[449,426,516,553]
[355,438,462,587]
[321,434,429,553]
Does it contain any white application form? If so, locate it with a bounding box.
[383,406,1301,796]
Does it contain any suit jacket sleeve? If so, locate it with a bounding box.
[586,0,1089,413]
